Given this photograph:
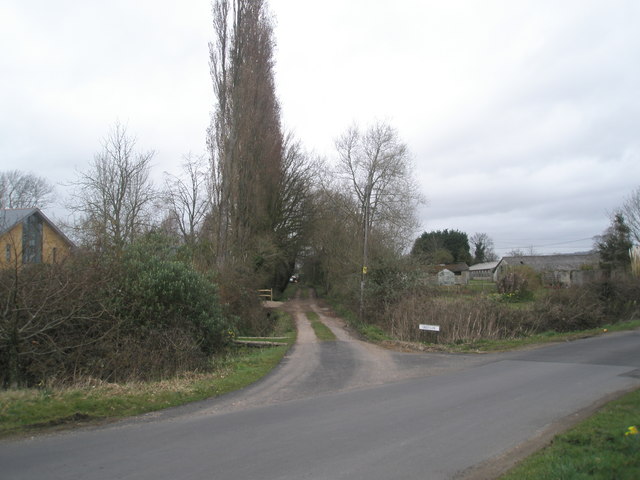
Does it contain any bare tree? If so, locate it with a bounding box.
[470,232,497,263]
[335,121,423,319]
[0,255,109,388]
[162,154,211,246]
[621,186,640,244]
[69,122,156,253]
[302,186,362,295]
[507,246,537,257]
[0,170,55,209]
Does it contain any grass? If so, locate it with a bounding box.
[305,311,336,341]
[439,318,640,353]
[0,311,296,438]
[279,282,299,301]
[500,388,640,480]
[359,324,392,342]
[465,279,498,294]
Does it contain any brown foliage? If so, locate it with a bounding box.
[387,290,532,344]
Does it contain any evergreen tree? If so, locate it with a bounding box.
[596,213,632,271]
[411,229,472,264]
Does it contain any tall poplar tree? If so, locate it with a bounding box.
[208,0,283,268]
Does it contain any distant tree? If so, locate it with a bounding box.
[302,186,361,296]
[412,229,471,264]
[334,121,422,319]
[621,186,640,244]
[162,154,211,246]
[596,212,632,271]
[507,246,537,257]
[269,133,317,291]
[470,232,497,263]
[0,170,54,209]
[69,122,156,253]
[434,248,454,264]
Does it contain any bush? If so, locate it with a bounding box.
[372,276,640,345]
[497,266,539,301]
[588,278,640,319]
[526,277,640,333]
[0,254,115,388]
[530,287,605,332]
[117,247,231,355]
[0,234,235,388]
[214,263,275,336]
[386,289,533,344]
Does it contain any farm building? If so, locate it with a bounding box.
[468,261,499,280]
[494,253,600,286]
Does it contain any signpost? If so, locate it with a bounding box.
[419,324,440,332]
[419,324,440,344]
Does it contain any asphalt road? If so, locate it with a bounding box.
[1,299,639,480]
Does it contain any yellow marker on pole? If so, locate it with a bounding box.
[362,266,368,275]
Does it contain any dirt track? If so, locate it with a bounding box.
[196,294,493,415]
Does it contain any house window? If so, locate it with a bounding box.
[22,214,43,264]
[52,247,57,263]
[5,244,10,262]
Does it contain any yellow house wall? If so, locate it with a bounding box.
[0,220,72,268]
[0,223,23,269]
[42,222,73,263]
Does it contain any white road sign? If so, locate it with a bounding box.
[419,324,440,332]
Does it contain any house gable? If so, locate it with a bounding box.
[1,208,75,267]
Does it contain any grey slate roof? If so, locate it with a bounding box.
[0,208,75,247]
[498,253,599,272]
[0,208,38,235]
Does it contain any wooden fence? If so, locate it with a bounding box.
[257,288,273,301]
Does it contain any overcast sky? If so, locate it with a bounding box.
[2,0,639,255]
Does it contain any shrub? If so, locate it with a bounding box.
[115,238,232,355]
[0,254,115,388]
[214,263,275,336]
[497,266,540,301]
[529,277,640,333]
[0,234,236,388]
[530,287,605,332]
[387,289,533,344]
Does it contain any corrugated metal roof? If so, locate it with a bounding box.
[469,261,499,271]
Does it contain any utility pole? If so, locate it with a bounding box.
[359,180,372,322]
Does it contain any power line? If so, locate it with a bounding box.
[494,237,595,252]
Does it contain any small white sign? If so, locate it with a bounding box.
[419,324,440,332]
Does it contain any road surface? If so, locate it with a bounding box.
[1,296,639,479]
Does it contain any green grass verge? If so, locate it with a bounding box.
[322,297,378,340]
[0,311,296,438]
[305,311,336,341]
[500,388,640,480]
[440,319,640,353]
[279,283,298,301]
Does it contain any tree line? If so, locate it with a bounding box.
[0,0,422,388]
